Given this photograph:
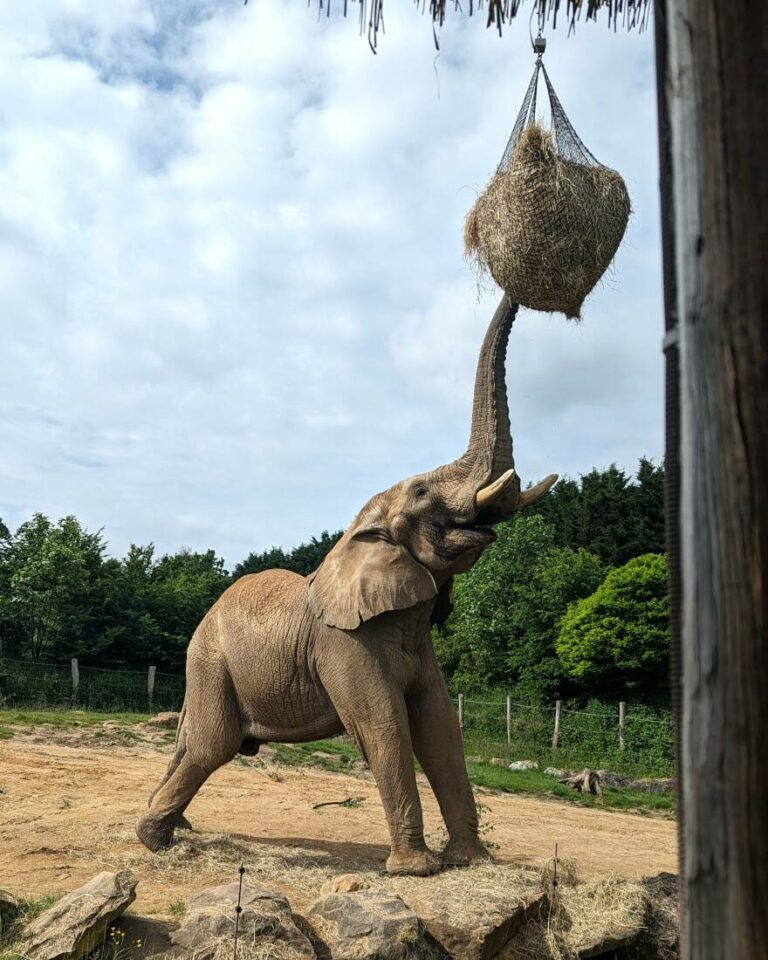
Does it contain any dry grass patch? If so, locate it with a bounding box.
[503,865,678,959]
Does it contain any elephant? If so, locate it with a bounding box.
[136,295,557,876]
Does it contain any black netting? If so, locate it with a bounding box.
[465,46,631,319]
[499,60,599,170]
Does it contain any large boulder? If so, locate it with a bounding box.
[170,883,314,960]
[403,888,548,960]
[308,890,427,960]
[23,871,137,960]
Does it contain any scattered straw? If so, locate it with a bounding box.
[505,871,678,960]
[67,827,676,958]
[465,124,631,320]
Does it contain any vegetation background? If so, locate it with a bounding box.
[0,460,672,774]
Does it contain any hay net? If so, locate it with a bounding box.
[465,48,631,320]
[499,58,598,169]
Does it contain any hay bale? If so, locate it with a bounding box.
[465,124,630,320]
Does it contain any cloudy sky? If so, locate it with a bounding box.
[0,0,662,567]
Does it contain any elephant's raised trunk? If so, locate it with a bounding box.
[462,295,517,486]
[439,296,556,520]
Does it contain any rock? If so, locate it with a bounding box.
[595,770,631,788]
[488,758,508,767]
[24,870,137,960]
[147,712,180,728]
[543,767,565,778]
[308,890,426,960]
[404,888,548,960]
[171,883,314,960]
[0,890,21,933]
[508,760,538,771]
[627,777,676,794]
[320,875,372,896]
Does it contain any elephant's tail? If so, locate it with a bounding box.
[175,697,188,751]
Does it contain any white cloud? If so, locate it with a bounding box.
[0,0,662,565]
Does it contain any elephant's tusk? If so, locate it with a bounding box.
[518,473,559,509]
[475,469,517,509]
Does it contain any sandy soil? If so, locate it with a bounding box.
[0,730,677,922]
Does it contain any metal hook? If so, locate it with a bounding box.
[532,1,546,61]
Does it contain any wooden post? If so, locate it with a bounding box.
[664,2,768,955]
[70,658,79,704]
[458,694,464,730]
[506,696,512,746]
[551,700,561,750]
[147,666,157,713]
[619,702,626,752]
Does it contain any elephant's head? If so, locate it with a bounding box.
[308,296,558,630]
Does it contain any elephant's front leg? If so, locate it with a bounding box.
[317,641,439,876]
[407,647,490,867]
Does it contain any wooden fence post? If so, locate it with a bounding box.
[70,658,79,704]
[148,666,157,713]
[506,696,512,746]
[619,702,626,751]
[665,3,768,953]
[552,700,562,750]
[458,693,464,730]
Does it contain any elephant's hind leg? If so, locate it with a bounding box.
[136,755,214,851]
[136,658,241,852]
[147,706,193,830]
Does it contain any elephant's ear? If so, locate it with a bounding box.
[307,530,438,630]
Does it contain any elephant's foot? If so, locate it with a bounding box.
[174,813,193,831]
[441,837,493,868]
[386,847,441,877]
[136,812,176,852]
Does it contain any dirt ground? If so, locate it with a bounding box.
[0,728,677,923]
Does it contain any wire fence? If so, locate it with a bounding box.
[453,694,674,777]
[0,658,674,775]
[0,658,184,713]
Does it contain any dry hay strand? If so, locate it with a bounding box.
[504,873,674,960]
[537,856,580,894]
[631,873,678,960]
[465,124,631,320]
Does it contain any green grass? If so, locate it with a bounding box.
[167,899,186,920]
[0,894,61,959]
[464,761,675,815]
[269,738,360,772]
[0,709,150,730]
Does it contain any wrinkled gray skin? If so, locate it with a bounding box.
[136,297,557,876]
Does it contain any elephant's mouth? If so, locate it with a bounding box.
[447,520,497,546]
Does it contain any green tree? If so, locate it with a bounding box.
[530,459,665,566]
[98,544,162,667]
[233,530,342,579]
[0,514,108,660]
[151,547,229,667]
[556,553,669,689]
[435,515,604,698]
